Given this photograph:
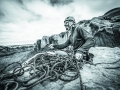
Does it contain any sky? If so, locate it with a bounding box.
[0,0,120,45]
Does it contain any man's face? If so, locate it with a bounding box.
[64,20,74,31]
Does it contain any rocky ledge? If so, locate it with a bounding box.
[0,47,120,90]
[30,47,120,90]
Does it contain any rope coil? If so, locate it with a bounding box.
[0,50,84,90]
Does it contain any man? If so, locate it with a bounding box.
[49,16,95,60]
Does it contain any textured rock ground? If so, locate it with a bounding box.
[40,47,120,90]
[0,50,36,73]
[0,44,34,57]
[0,47,120,90]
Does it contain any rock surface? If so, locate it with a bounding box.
[0,47,120,90]
[42,47,120,90]
[0,44,34,57]
[81,47,120,89]
[0,50,37,73]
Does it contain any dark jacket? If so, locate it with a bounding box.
[54,25,95,54]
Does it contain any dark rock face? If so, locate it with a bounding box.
[103,7,120,22]
[34,39,41,51]
[81,7,120,47]
[94,27,120,47]
[89,7,120,47]
[35,7,120,51]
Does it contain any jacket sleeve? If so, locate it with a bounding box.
[53,38,71,49]
[77,26,95,53]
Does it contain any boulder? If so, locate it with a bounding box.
[80,47,120,89]
[103,7,120,22]
[41,36,50,48]
[34,39,41,52]
[62,47,120,90]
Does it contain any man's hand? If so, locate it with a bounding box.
[48,44,54,49]
[75,53,83,60]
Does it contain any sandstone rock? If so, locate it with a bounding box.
[80,47,120,89]
[52,47,120,90]
[103,7,120,22]
[89,47,120,64]
[30,83,47,90]
[0,46,120,90]
[41,36,50,48]
[34,39,41,52]
[33,47,120,90]
[62,79,80,90]
[44,80,65,90]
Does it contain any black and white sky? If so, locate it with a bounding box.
[0,0,120,45]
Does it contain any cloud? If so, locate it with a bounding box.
[17,0,24,4]
[0,0,120,45]
[0,10,5,19]
[49,0,73,6]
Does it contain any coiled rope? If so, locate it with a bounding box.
[0,50,85,90]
